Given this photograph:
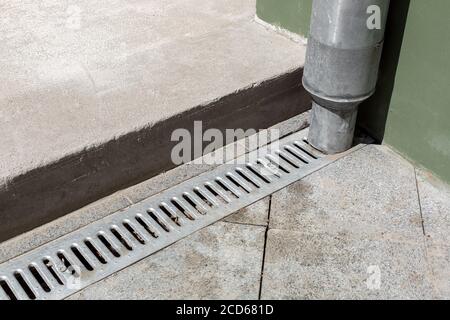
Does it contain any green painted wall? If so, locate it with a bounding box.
[256,0,312,37]
[257,0,450,183]
[383,0,450,183]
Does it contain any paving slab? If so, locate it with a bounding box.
[68,222,265,300]
[416,169,450,246]
[261,229,433,300]
[426,243,450,299]
[224,197,270,226]
[0,0,309,242]
[270,145,424,241]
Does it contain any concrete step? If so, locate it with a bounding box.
[0,0,309,242]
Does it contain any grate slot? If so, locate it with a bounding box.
[9,277,30,300]
[0,277,17,300]
[204,182,231,204]
[123,220,147,245]
[182,192,208,214]
[23,267,47,298]
[0,129,358,300]
[28,264,51,293]
[246,163,272,183]
[110,226,133,251]
[14,271,36,300]
[265,154,290,173]
[78,241,104,267]
[215,177,241,198]
[284,145,309,164]
[71,245,95,271]
[226,173,252,194]
[135,214,159,239]
[159,203,183,226]
[256,159,281,178]
[97,232,121,258]
[84,239,108,264]
[9,276,30,300]
[171,198,197,220]
[55,250,83,286]
[235,167,262,189]
[193,187,218,207]
[42,257,65,286]
[293,141,319,160]
[301,138,323,158]
[147,209,172,233]
[275,150,301,169]
[256,160,282,179]
[56,251,78,276]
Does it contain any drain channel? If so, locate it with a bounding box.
[0,129,361,300]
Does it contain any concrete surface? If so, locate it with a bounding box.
[0,0,309,241]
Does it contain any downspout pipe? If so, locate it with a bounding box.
[303,0,390,154]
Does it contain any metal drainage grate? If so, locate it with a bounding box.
[0,129,360,300]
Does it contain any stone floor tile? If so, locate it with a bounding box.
[270,145,423,241]
[224,197,270,226]
[426,243,450,299]
[261,229,433,300]
[69,222,265,300]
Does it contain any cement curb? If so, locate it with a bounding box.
[0,68,311,242]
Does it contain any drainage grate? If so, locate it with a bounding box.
[0,129,360,300]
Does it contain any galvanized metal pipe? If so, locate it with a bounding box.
[303,0,390,154]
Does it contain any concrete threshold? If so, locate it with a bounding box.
[0,1,309,242]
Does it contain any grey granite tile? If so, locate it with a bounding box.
[426,243,450,299]
[224,197,270,226]
[69,222,265,300]
[270,145,424,241]
[261,229,433,300]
